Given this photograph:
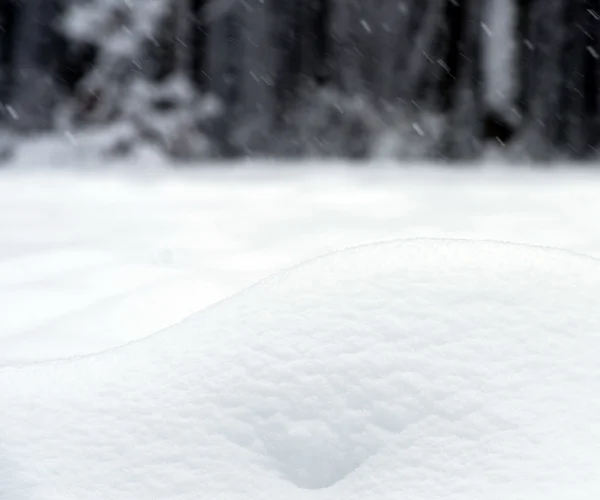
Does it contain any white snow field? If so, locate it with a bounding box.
[2,164,600,363]
[1,239,600,500]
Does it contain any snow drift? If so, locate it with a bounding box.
[1,239,600,499]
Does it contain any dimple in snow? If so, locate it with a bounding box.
[1,239,600,500]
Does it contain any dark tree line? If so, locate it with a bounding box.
[1,0,600,161]
[518,0,600,158]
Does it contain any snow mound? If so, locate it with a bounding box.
[1,239,600,499]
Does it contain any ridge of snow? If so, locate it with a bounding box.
[1,239,600,499]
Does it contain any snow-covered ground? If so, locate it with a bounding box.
[2,237,600,499]
[1,162,600,362]
[2,162,600,499]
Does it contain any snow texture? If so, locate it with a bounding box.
[1,239,600,499]
[62,0,167,59]
[2,166,600,364]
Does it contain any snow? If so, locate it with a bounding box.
[1,238,600,499]
[62,0,167,58]
[2,164,600,364]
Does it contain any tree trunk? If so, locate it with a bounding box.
[328,0,362,93]
[590,0,600,151]
[205,7,242,155]
[526,0,565,158]
[516,0,532,115]
[401,0,447,101]
[441,0,485,159]
[10,0,62,131]
[191,0,209,90]
[0,0,16,112]
[174,0,193,76]
[561,0,588,156]
[374,0,403,102]
[234,0,276,152]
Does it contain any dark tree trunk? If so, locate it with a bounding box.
[373,0,403,102]
[314,0,330,84]
[516,0,533,116]
[590,0,600,150]
[401,0,447,103]
[191,0,209,90]
[205,9,242,155]
[561,0,588,155]
[271,0,298,113]
[328,1,362,93]
[271,0,330,112]
[0,0,17,111]
[526,0,565,158]
[441,0,485,159]
[439,0,467,112]
[10,0,63,131]
[572,0,600,157]
[146,0,195,82]
[146,7,177,80]
[299,0,325,84]
[234,0,277,153]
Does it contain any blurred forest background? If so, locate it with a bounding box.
[0,0,599,163]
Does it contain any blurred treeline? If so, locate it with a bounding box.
[0,0,599,162]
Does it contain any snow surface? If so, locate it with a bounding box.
[1,239,600,499]
[2,164,600,363]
